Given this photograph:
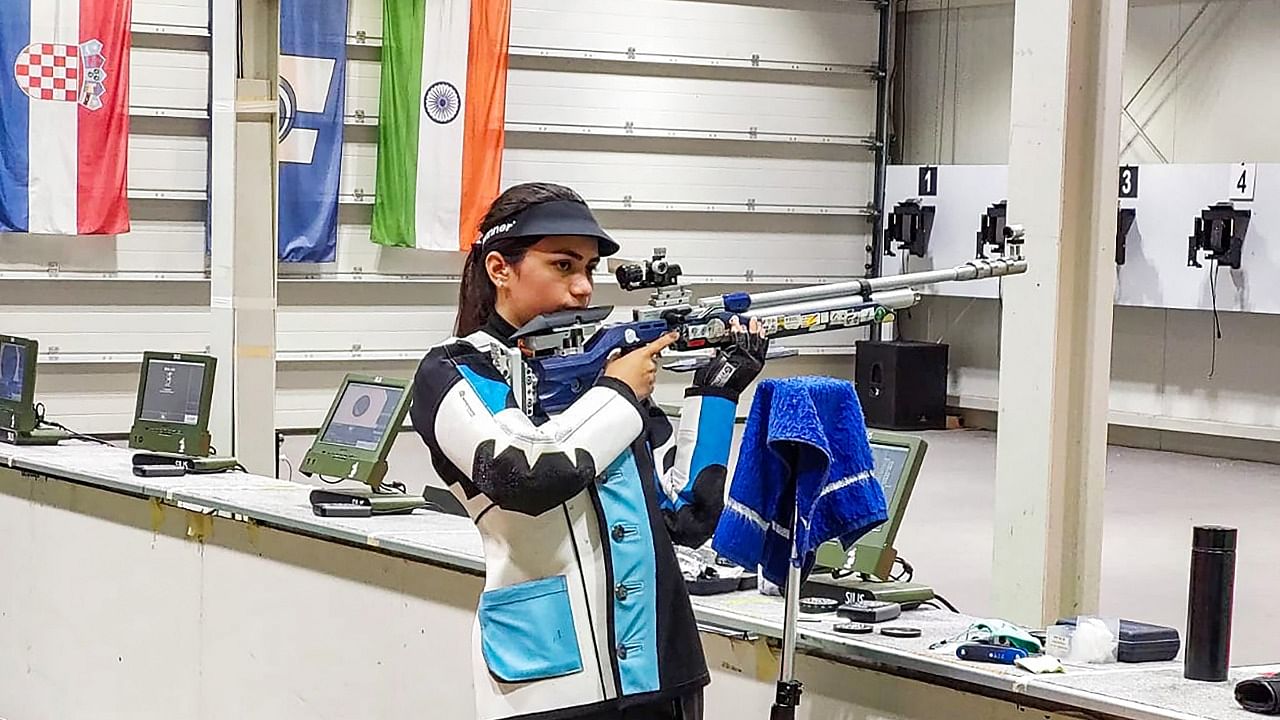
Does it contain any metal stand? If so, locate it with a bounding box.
[868,0,894,342]
[770,515,804,719]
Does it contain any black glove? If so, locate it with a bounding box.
[1237,673,1280,715]
[692,318,769,398]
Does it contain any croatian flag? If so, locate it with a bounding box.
[0,0,132,236]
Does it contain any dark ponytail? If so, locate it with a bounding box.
[454,182,589,336]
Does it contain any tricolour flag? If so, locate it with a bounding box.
[0,0,131,236]
[277,0,348,263]
[371,0,510,251]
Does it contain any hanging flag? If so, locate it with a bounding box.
[0,0,132,236]
[277,0,348,263]
[371,0,510,251]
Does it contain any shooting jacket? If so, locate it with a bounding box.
[409,315,738,720]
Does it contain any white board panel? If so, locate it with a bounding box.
[338,143,377,199]
[1116,163,1280,314]
[506,70,869,138]
[347,0,382,44]
[882,164,1008,298]
[282,217,865,281]
[345,60,869,137]
[346,0,877,66]
[132,0,209,30]
[344,59,381,120]
[110,221,207,270]
[602,228,863,279]
[512,0,876,66]
[132,48,209,111]
[502,149,870,209]
[128,135,208,192]
[350,64,869,138]
[0,221,205,273]
[277,308,452,353]
[342,143,870,210]
[5,308,209,356]
[887,163,1280,314]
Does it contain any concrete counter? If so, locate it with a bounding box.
[0,441,1264,720]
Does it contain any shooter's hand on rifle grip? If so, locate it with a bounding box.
[692,316,769,399]
[604,331,680,402]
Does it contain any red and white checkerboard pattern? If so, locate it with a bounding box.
[14,43,81,103]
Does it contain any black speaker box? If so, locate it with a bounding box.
[854,340,949,430]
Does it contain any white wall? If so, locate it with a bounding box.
[896,0,1280,448]
[1,0,883,436]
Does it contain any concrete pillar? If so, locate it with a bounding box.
[209,0,279,473]
[991,0,1127,625]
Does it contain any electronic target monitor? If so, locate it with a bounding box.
[300,373,412,490]
[128,352,217,456]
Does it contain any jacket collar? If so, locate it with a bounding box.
[484,313,519,348]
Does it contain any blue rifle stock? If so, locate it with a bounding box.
[511,309,673,413]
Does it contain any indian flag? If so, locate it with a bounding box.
[371,0,510,251]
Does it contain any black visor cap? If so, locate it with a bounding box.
[475,200,620,257]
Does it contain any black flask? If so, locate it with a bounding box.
[1184,525,1237,681]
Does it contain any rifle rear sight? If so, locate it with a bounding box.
[615,248,683,291]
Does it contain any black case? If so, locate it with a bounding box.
[686,573,758,596]
[854,340,949,430]
[1056,618,1181,663]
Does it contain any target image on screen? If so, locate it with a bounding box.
[139,360,206,425]
[0,342,27,403]
[320,383,404,451]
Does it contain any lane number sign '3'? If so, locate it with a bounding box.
[1119,166,1139,199]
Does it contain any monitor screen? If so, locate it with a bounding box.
[0,342,27,403]
[139,359,207,425]
[858,443,911,547]
[320,382,404,451]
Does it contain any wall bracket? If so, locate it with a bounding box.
[1116,208,1136,266]
[886,199,935,258]
[1188,202,1250,270]
[976,200,1008,259]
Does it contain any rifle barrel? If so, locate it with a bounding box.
[740,288,918,319]
[701,257,1028,311]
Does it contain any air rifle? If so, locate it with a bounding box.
[503,227,1028,414]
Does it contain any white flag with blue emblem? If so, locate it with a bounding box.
[277,0,347,262]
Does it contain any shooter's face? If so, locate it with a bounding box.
[489,235,602,329]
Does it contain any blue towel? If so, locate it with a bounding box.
[711,376,888,589]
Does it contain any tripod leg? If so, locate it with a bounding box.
[769,680,803,720]
[770,516,804,718]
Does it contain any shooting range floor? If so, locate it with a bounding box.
[896,429,1280,666]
